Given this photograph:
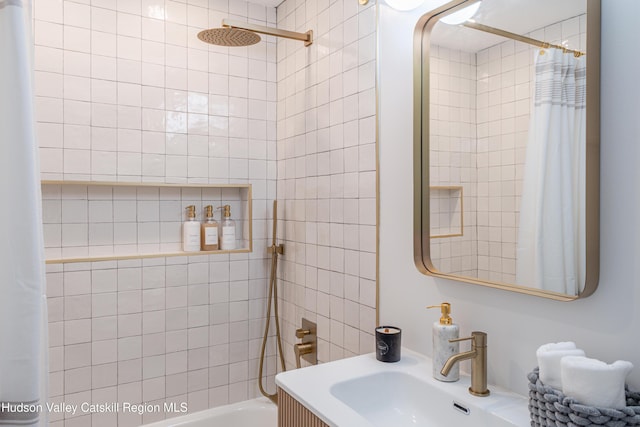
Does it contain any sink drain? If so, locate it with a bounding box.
[453,401,470,415]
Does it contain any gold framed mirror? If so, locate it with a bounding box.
[413,0,600,300]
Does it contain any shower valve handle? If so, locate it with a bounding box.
[295,328,310,339]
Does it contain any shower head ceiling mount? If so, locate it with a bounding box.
[197,19,313,47]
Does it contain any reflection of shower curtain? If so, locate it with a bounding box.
[516,48,586,295]
[0,1,48,426]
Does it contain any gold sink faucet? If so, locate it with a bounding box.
[440,331,490,397]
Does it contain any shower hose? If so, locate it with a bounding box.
[258,200,287,404]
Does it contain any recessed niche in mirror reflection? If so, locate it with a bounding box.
[426,0,592,296]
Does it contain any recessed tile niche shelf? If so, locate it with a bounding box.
[430,185,463,238]
[41,181,252,264]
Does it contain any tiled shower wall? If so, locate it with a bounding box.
[33,0,277,425]
[429,44,479,278]
[429,14,586,283]
[275,0,378,367]
[474,37,532,283]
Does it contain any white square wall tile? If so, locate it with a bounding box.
[92,7,116,33]
[118,152,142,176]
[92,31,116,57]
[92,339,118,365]
[118,290,142,314]
[63,26,90,53]
[64,100,91,126]
[35,21,63,49]
[117,12,142,38]
[36,0,64,24]
[64,319,91,345]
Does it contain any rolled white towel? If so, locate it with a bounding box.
[536,342,585,389]
[561,356,633,409]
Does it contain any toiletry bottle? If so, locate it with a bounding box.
[427,303,460,382]
[201,205,219,251]
[219,204,236,250]
[182,205,201,252]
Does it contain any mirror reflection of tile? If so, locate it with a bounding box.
[428,8,586,285]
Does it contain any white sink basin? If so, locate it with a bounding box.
[331,371,519,427]
[276,348,529,427]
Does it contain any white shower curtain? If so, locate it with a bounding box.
[0,1,48,426]
[516,48,586,295]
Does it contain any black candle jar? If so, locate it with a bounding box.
[375,326,401,362]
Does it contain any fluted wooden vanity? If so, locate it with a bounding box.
[277,388,329,427]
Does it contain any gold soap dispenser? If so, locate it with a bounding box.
[218,204,236,250]
[427,303,460,382]
[201,205,219,251]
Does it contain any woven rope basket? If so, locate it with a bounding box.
[528,367,640,427]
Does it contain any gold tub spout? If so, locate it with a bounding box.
[440,331,490,397]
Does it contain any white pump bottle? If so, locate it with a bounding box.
[427,302,460,382]
[182,205,201,252]
[219,204,236,250]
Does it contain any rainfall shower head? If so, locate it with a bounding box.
[197,27,261,47]
[197,19,313,47]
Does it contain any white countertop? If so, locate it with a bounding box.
[275,348,530,427]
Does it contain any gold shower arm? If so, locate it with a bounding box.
[222,19,313,46]
[462,21,585,57]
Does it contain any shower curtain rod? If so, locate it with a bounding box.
[462,21,585,57]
